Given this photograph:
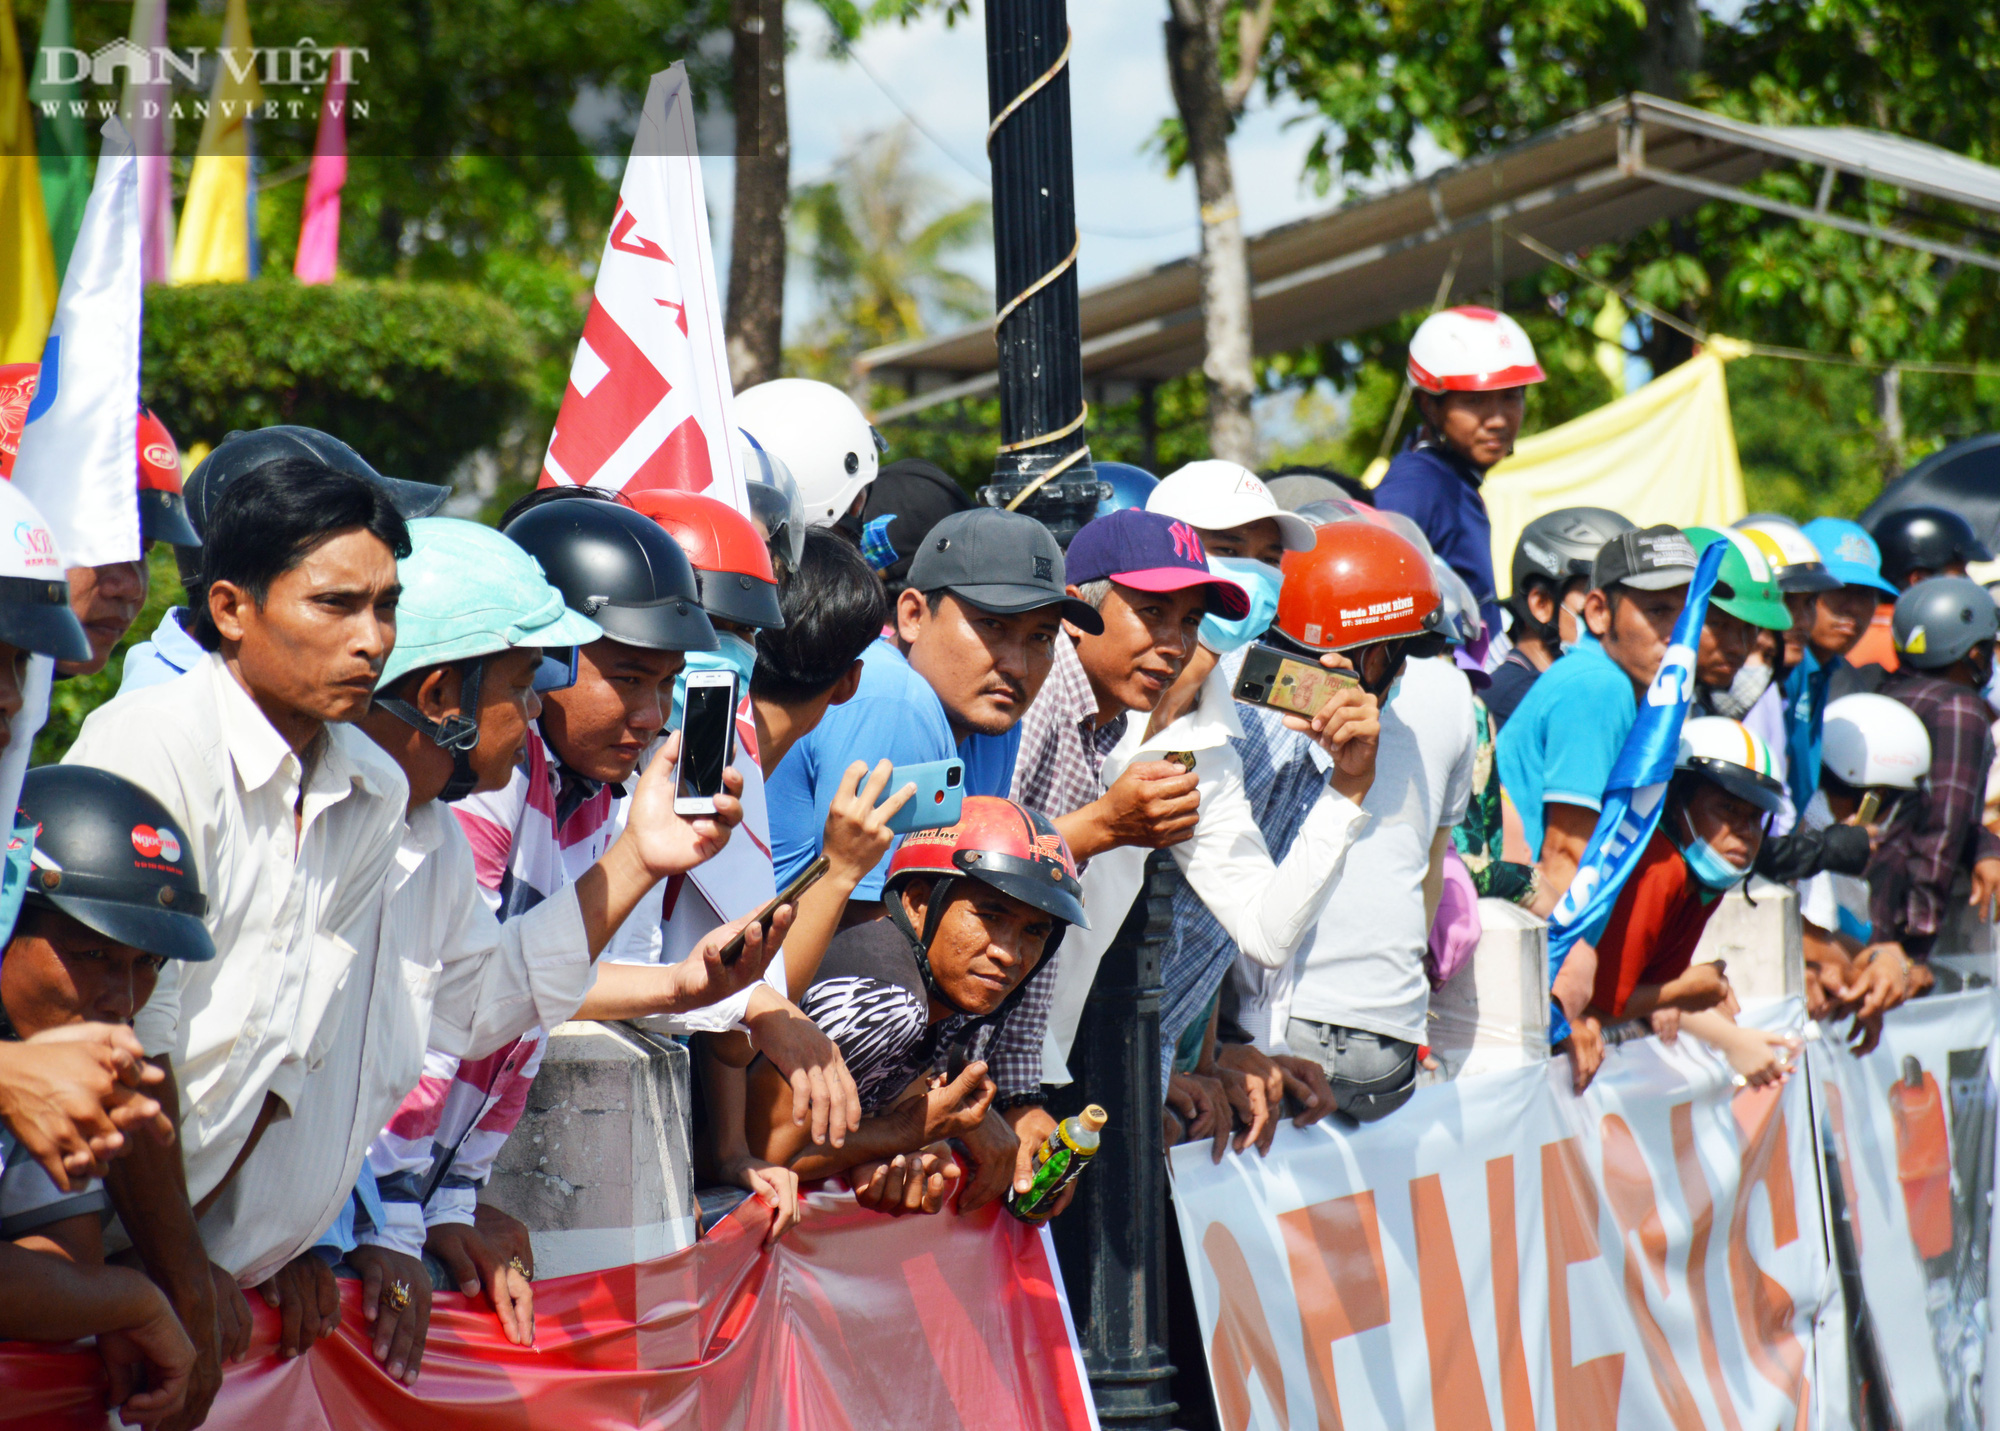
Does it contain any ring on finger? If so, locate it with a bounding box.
[387,1280,412,1312]
[508,1256,533,1281]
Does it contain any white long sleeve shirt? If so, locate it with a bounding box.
[201,799,598,1283]
[1039,658,1369,1083]
[65,655,409,1212]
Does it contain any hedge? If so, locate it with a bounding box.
[142,279,537,486]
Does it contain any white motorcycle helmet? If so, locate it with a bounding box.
[1406,306,1546,394]
[734,379,886,528]
[1675,716,1787,813]
[1820,693,1932,791]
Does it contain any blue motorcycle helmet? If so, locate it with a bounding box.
[1095,461,1160,517]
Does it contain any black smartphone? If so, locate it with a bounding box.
[675,670,739,815]
[717,855,829,966]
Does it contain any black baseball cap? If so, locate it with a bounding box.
[859,458,975,586]
[1592,524,1698,593]
[907,508,1104,634]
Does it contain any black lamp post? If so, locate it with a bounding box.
[979,0,1102,548]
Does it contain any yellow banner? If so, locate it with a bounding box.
[170,0,263,284]
[1483,346,1749,596]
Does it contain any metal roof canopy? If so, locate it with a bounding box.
[860,93,2000,422]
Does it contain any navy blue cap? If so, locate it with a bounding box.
[1066,509,1250,618]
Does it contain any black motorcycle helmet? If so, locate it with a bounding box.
[499,487,717,653]
[15,766,214,965]
[179,427,450,590]
[1871,506,1993,589]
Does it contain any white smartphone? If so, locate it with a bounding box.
[674,670,739,816]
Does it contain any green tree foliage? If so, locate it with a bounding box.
[142,280,535,484]
[790,126,990,381]
[1253,0,2000,501]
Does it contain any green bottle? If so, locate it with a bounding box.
[1006,1105,1108,1222]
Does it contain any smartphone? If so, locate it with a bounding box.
[885,758,965,835]
[674,670,739,816]
[1232,642,1359,717]
[1855,790,1882,827]
[718,856,829,965]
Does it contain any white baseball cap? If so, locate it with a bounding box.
[1147,461,1316,551]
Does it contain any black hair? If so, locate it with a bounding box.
[190,457,412,652]
[752,526,888,701]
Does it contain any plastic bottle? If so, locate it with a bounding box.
[1006,1105,1107,1222]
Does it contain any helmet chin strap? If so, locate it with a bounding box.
[376,659,488,803]
[887,875,987,1018]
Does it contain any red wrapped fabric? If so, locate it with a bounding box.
[0,1193,1094,1430]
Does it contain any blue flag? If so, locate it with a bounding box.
[1545,538,1728,1045]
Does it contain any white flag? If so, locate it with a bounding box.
[540,63,745,511]
[14,118,143,570]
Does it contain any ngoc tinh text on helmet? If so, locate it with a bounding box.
[1820,693,1931,792]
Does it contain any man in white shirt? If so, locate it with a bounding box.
[65,459,422,1426]
[211,518,767,1382]
[1232,520,1477,1123]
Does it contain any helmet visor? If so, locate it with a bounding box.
[0,578,92,663]
[33,890,216,963]
[1684,756,1786,815]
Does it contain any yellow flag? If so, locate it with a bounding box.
[171,0,263,283]
[0,0,57,361]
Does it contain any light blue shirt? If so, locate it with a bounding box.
[118,607,204,694]
[767,639,955,899]
[1495,634,1638,858]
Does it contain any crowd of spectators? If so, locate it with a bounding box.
[2,306,1997,1428]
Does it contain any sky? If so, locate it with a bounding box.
[697,0,1344,340]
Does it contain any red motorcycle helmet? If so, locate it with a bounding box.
[626,487,785,630]
[885,796,1088,1014]
[136,407,201,547]
[1273,520,1442,653]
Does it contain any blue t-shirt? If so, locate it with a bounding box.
[1495,635,1638,858]
[1374,444,1502,638]
[768,639,956,899]
[1781,647,1837,813]
[959,725,1022,800]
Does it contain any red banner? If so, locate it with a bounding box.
[0,1194,1096,1431]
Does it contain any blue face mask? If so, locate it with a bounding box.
[1199,557,1284,654]
[671,632,757,729]
[1675,807,1748,892]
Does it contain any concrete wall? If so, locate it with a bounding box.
[482,1020,700,1280]
[1690,876,1803,1005]
[1426,897,1551,1080]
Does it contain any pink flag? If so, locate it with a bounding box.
[121,0,176,285]
[538,62,744,510]
[293,54,347,284]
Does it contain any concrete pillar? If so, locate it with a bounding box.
[1690,876,1803,1006]
[1425,897,1551,1081]
[481,1020,699,1280]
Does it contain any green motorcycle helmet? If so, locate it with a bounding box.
[1684,526,1793,632]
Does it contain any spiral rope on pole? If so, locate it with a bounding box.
[985,25,1090,511]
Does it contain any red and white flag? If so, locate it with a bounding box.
[540,63,744,511]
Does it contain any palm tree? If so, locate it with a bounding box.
[788,125,990,386]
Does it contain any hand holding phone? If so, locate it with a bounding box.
[675,671,740,816]
[1233,642,1360,717]
[718,856,830,966]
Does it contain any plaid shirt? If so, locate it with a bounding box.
[1867,670,2000,954]
[1011,635,1126,822]
[991,635,1125,1100]
[1158,649,1325,1082]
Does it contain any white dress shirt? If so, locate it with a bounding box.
[203,800,597,1284]
[1038,658,1369,1082]
[65,654,409,1210]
